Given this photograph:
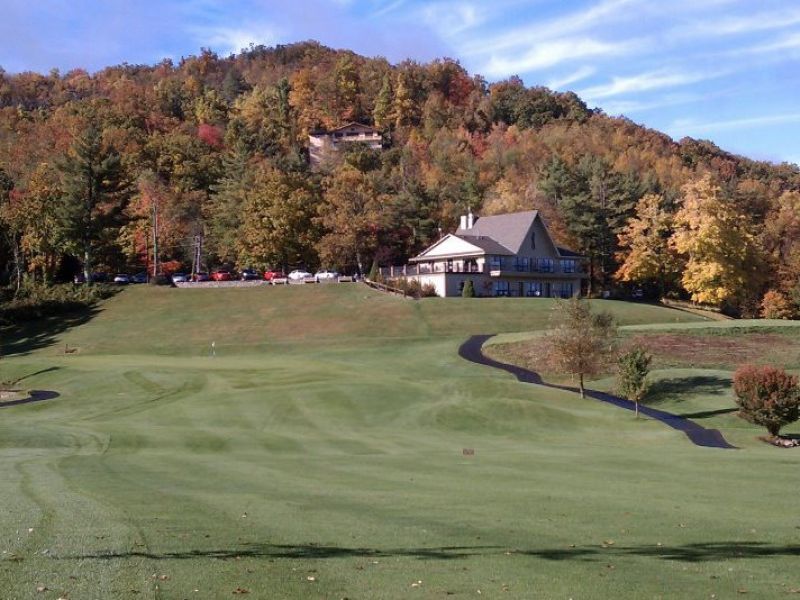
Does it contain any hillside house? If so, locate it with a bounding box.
[308,122,382,168]
[380,210,586,298]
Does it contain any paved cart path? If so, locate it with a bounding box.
[458,335,736,450]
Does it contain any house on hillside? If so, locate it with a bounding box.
[308,122,383,168]
[380,210,586,298]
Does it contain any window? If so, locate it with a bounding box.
[557,282,574,298]
[513,257,529,272]
[524,281,543,297]
[537,258,554,273]
[489,255,503,269]
[494,280,510,296]
[561,259,576,273]
[531,231,536,249]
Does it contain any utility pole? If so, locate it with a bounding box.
[191,233,204,277]
[151,198,159,279]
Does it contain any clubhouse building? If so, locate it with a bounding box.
[380,210,586,298]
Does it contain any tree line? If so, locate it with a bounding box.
[1,41,799,316]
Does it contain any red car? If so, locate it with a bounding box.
[212,270,233,281]
[263,270,286,281]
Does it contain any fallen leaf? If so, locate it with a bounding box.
[307,576,316,582]
[36,586,48,593]
[232,588,249,595]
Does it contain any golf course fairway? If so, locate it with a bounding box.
[2,284,799,599]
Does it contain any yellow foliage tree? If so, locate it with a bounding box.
[671,175,766,307]
[615,193,681,296]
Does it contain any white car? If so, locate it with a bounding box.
[314,270,339,282]
[287,270,313,281]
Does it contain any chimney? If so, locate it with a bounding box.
[467,211,474,229]
[459,215,468,230]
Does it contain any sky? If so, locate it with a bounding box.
[2,0,800,164]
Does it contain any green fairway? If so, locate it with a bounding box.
[3,285,800,599]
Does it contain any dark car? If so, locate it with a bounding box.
[171,272,190,284]
[212,270,233,282]
[263,270,286,281]
[240,268,261,281]
[193,272,210,282]
[131,272,148,284]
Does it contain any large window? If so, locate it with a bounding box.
[536,258,554,273]
[513,257,530,272]
[561,259,576,273]
[494,280,510,296]
[524,281,543,297]
[556,282,574,298]
[489,255,503,269]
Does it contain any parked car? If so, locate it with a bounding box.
[74,272,110,283]
[240,268,260,281]
[113,273,131,284]
[263,270,286,281]
[131,272,148,284]
[288,270,313,281]
[314,270,339,282]
[171,272,189,284]
[212,270,233,281]
[192,272,210,282]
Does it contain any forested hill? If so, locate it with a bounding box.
[1,41,799,315]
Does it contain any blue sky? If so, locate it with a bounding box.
[2,0,800,164]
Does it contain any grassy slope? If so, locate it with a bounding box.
[3,286,800,599]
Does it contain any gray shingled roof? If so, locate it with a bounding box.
[456,210,539,254]
[457,235,514,255]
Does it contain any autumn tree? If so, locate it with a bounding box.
[17,163,66,282]
[544,298,618,398]
[615,193,682,297]
[237,166,320,271]
[316,165,390,273]
[671,175,766,308]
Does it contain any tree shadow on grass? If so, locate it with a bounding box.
[1,306,102,357]
[678,407,738,419]
[64,544,500,562]
[61,541,800,564]
[647,375,731,406]
[521,541,800,562]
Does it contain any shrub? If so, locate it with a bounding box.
[462,279,475,298]
[733,364,800,437]
[760,290,795,319]
[386,278,438,299]
[617,347,652,418]
[0,282,117,324]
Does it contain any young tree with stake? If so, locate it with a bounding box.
[617,347,652,418]
[544,298,617,398]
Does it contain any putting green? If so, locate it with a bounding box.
[2,285,799,599]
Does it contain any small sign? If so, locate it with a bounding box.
[462,448,475,456]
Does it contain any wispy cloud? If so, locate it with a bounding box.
[483,37,635,77]
[547,65,596,90]
[671,113,800,135]
[192,23,280,56]
[461,0,641,57]
[371,0,407,18]
[421,2,483,35]
[672,7,800,38]
[579,68,726,100]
